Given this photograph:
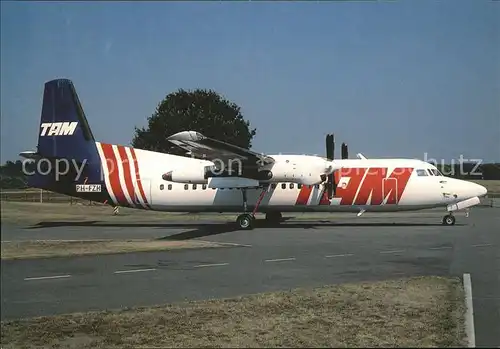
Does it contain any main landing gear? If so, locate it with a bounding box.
[442,213,456,226]
[236,187,268,230]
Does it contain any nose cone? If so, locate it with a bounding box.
[475,183,487,197]
[461,181,488,199]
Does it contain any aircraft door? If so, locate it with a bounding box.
[382,177,398,205]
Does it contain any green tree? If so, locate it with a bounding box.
[132,89,257,155]
[0,160,29,189]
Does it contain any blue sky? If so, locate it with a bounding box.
[1,0,499,164]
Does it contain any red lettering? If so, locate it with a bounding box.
[354,168,388,205]
[319,187,330,205]
[295,185,313,205]
[385,167,413,204]
[334,167,414,206]
[334,168,367,205]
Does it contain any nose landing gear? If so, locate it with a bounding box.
[442,214,456,226]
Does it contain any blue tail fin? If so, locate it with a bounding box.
[24,79,107,201]
[37,79,97,160]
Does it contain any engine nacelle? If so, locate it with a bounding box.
[260,156,339,186]
[162,166,210,184]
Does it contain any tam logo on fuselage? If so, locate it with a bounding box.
[40,122,78,136]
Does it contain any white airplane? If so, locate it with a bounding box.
[21,79,488,230]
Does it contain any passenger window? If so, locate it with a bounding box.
[290,183,294,189]
[298,183,302,189]
[184,184,188,190]
[281,183,286,189]
[168,184,172,190]
[417,169,428,176]
[202,184,207,190]
[193,184,197,190]
[160,184,164,190]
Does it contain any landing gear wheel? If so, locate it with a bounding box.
[442,214,456,226]
[237,213,255,230]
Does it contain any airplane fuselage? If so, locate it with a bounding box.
[83,142,487,214]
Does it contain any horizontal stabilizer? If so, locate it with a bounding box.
[19,151,41,160]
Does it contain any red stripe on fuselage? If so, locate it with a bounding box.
[117,146,136,205]
[100,143,128,206]
[295,185,313,205]
[129,147,149,206]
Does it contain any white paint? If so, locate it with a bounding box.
[447,196,481,212]
[264,257,296,262]
[200,241,252,248]
[325,253,354,258]
[471,243,492,248]
[193,263,229,268]
[379,249,405,254]
[114,268,156,274]
[24,275,71,281]
[463,273,476,348]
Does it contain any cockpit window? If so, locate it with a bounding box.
[431,169,442,176]
[417,169,428,176]
[427,169,434,176]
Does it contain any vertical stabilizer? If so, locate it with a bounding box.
[25,79,106,200]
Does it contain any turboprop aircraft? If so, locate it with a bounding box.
[20,79,488,230]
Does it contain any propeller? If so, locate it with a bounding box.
[341,142,349,160]
[325,133,335,199]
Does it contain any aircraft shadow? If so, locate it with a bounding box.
[26,219,463,242]
[162,221,464,240]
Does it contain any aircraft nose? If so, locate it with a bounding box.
[475,183,487,197]
[464,181,487,198]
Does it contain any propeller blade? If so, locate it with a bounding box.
[326,134,334,160]
[341,142,348,160]
[325,133,335,199]
[327,173,334,199]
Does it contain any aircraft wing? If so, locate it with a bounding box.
[167,131,274,168]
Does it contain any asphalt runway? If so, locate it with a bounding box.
[1,208,499,347]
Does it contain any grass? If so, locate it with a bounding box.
[0,201,237,225]
[0,239,228,260]
[0,276,465,348]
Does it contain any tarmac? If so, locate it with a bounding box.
[1,207,499,347]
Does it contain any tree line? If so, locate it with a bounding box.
[1,88,499,189]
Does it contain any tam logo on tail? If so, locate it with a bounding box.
[40,122,78,136]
